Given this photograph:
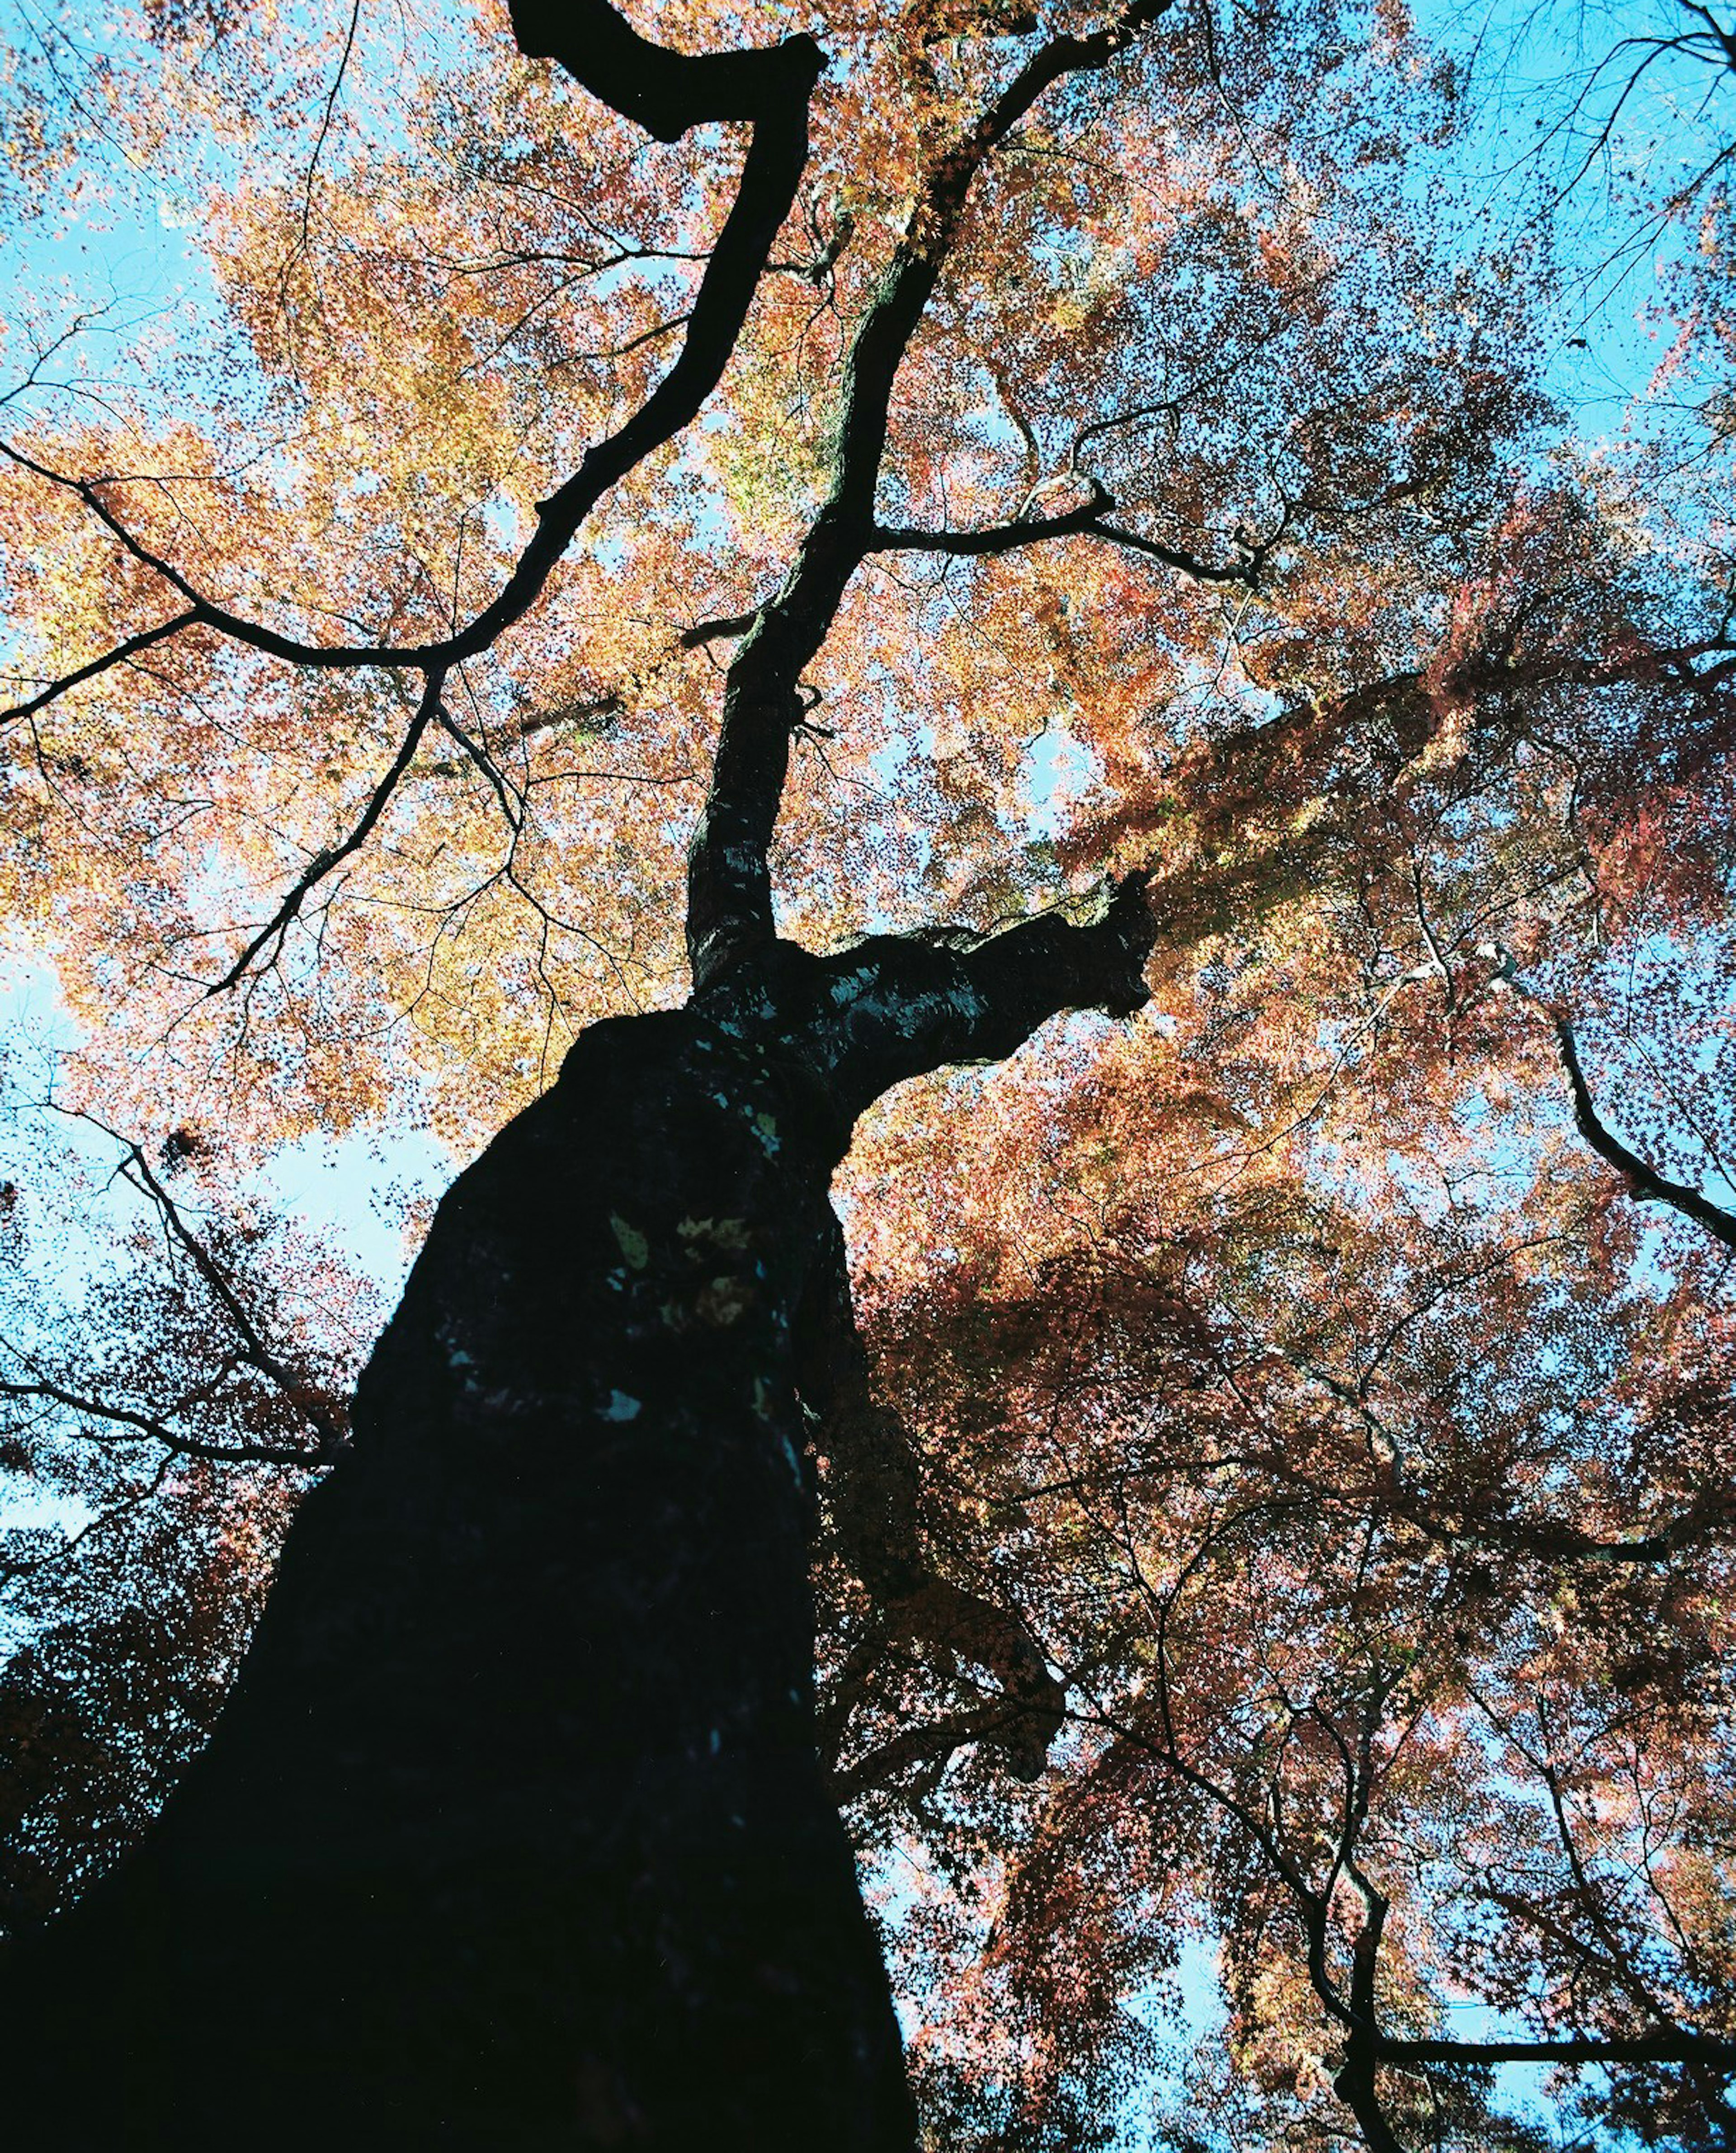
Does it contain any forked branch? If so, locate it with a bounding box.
[685,0,1174,989]
[0,3,823,683]
[210,668,447,992]
[867,482,1270,583]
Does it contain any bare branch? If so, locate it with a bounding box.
[111,1139,349,1459]
[1377,2029,1736,2068]
[294,0,363,260]
[0,1375,325,1468]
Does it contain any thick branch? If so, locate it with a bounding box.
[0,7,821,686]
[685,0,1172,988]
[733,871,1156,1128]
[1378,1466,1735,1567]
[509,0,821,137]
[800,1214,1065,1789]
[867,489,1116,557]
[1330,2040,1406,2153]
[868,498,1260,581]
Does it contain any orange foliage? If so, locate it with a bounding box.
[3,1,1735,2145]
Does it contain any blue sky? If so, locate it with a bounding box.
[1,7,1729,2143]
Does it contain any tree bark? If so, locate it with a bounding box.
[0,897,1150,2149]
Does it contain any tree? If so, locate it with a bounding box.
[0,0,1733,2147]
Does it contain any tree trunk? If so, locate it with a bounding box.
[0,903,1150,2148]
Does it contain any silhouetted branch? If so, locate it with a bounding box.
[686,0,1175,987]
[0,1376,325,1468]
[867,485,1268,585]
[1377,2029,1736,2068]
[832,1697,1039,1804]
[803,1211,1064,1790]
[509,608,758,743]
[110,1139,350,1458]
[0,609,202,727]
[210,667,446,991]
[1553,1016,1736,1251]
[0,4,824,681]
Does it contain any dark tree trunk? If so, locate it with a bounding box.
[0,0,1180,2133]
[0,902,1151,2149]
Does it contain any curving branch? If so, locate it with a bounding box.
[509,0,820,138]
[800,1209,1065,1794]
[0,3,824,684]
[866,482,1268,584]
[1495,959,1736,1251]
[1552,1015,1736,1252]
[684,0,1175,990]
[730,869,1157,1127]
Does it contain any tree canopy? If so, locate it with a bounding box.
[3,0,1736,2145]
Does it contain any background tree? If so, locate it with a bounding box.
[1,0,1734,2146]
